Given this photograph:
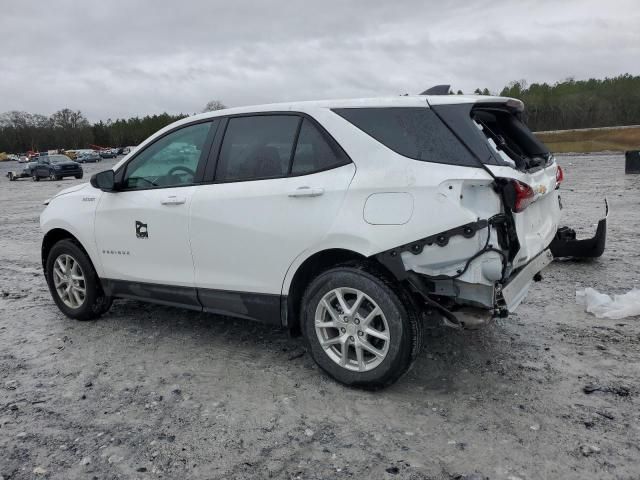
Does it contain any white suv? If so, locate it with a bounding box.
[40,94,605,388]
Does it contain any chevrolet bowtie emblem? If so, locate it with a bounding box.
[536,185,547,195]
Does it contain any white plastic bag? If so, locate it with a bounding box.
[576,288,640,319]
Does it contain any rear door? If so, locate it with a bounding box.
[189,114,355,316]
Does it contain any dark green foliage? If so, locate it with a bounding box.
[495,74,640,131]
[0,110,187,153]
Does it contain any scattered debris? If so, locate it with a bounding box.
[33,467,47,475]
[595,410,615,420]
[576,288,640,319]
[4,380,18,390]
[583,384,630,397]
[385,466,399,474]
[580,445,601,457]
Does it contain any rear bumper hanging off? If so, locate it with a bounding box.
[550,199,608,258]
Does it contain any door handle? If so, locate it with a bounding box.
[160,195,186,205]
[288,186,324,198]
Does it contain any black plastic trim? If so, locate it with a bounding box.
[102,278,201,310]
[101,278,283,325]
[198,288,282,325]
[549,199,608,258]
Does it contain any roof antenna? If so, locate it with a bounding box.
[420,85,451,95]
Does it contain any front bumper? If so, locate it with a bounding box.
[54,168,82,176]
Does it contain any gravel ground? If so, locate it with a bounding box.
[0,154,638,480]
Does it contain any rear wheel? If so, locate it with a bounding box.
[32,172,39,181]
[45,239,112,320]
[301,263,422,389]
[8,173,15,181]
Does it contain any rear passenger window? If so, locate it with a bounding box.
[291,119,347,175]
[333,107,476,167]
[216,115,299,181]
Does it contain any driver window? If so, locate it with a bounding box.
[123,121,212,190]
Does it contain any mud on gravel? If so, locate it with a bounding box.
[0,155,638,479]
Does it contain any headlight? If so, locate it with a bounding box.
[52,164,61,169]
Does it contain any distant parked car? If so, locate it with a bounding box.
[99,149,117,159]
[31,154,83,181]
[18,156,29,163]
[77,152,101,163]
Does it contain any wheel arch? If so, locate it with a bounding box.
[41,228,99,278]
[284,248,365,333]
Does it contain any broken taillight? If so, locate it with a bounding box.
[556,165,564,188]
[512,180,535,212]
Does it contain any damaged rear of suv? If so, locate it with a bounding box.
[40,93,606,389]
[334,95,605,331]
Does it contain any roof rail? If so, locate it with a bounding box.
[420,85,451,95]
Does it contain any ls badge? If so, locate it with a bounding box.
[136,221,149,239]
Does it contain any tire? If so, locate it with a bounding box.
[45,239,112,320]
[301,262,422,389]
[32,173,39,181]
[75,174,83,179]
[8,173,15,181]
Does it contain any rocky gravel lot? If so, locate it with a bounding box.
[0,154,638,480]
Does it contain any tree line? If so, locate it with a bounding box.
[2,75,639,153]
[0,100,226,154]
[489,74,640,131]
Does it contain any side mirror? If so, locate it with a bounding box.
[90,169,116,192]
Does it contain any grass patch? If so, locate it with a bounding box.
[535,126,640,153]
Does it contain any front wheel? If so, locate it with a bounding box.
[301,263,422,389]
[32,173,39,181]
[45,239,112,320]
[75,174,83,179]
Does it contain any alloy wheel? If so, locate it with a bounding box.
[314,287,390,372]
[53,254,86,309]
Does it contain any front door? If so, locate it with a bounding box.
[94,121,215,290]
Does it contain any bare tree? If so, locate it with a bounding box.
[202,100,227,112]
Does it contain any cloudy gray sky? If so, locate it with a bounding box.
[2,0,639,121]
